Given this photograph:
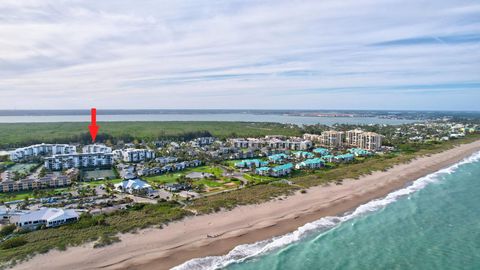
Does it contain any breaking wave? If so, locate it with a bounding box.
[172,151,480,270]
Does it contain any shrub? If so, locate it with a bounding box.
[93,233,120,248]
[1,237,27,250]
[0,224,16,237]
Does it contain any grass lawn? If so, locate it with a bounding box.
[0,187,71,202]
[143,165,224,185]
[0,190,35,202]
[243,173,278,184]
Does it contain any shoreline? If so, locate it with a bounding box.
[12,140,480,270]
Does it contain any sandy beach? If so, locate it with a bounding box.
[12,140,480,270]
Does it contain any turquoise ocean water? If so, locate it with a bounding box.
[174,151,480,270]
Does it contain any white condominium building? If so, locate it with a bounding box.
[10,144,76,161]
[44,153,113,170]
[228,137,312,150]
[311,131,344,148]
[358,132,383,151]
[346,129,364,146]
[82,144,112,154]
[346,130,383,151]
[113,148,156,163]
[323,131,344,147]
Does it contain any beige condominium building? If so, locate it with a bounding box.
[347,129,383,151]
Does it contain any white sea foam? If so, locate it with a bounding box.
[172,151,480,270]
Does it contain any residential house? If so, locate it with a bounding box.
[333,153,354,162]
[115,179,153,194]
[312,147,330,156]
[270,163,293,177]
[268,153,288,164]
[295,158,325,170]
[235,159,268,168]
[292,151,315,159]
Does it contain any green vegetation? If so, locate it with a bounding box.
[1,238,27,250]
[0,134,478,266]
[0,225,16,238]
[189,134,480,214]
[0,201,190,266]
[0,188,71,203]
[0,122,302,148]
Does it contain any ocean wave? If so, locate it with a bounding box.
[172,151,480,270]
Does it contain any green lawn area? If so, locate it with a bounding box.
[143,173,183,185]
[143,166,240,191]
[143,166,224,185]
[243,173,278,184]
[0,187,71,202]
[0,190,35,202]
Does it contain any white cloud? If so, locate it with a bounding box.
[0,0,479,110]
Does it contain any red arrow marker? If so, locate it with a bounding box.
[89,108,100,142]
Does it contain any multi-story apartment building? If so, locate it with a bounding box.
[346,130,383,151]
[113,148,156,163]
[321,131,344,147]
[346,129,364,146]
[307,131,345,148]
[82,144,112,154]
[190,137,217,147]
[0,174,73,193]
[357,132,383,151]
[44,153,113,170]
[229,137,312,150]
[10,144,77,162]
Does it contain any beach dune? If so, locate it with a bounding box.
[12,140,480,270]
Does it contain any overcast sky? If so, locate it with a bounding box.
[0,0,479,110]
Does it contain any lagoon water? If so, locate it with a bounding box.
[0,113,415,126]
[175,152,480,270]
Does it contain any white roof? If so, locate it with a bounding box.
[15,208,78,223]
[115,179,151,190]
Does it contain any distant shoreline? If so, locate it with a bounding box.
[12,139,480,270]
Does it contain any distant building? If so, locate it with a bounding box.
[312,147,329,156]
[228,137,312,150]
[292,151,315,159]
[235,159,268,168]
[82,144,112,154]
[10,144,76,162]
[268,153,288,164]
[305,131,344,148]
[10,208,79,230]
[190,137,217,147]
[113,148,156,163]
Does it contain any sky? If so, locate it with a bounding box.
[0,0,479,110]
